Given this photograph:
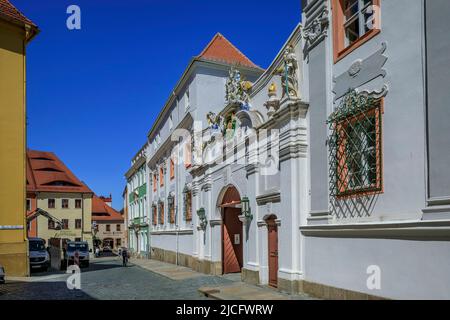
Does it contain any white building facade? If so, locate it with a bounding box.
[125,144,149,257]
[124,0,450,299]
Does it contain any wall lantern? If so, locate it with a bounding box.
[197,208,207,231]
[241,196,253,221]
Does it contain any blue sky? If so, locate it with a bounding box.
[16,0,301,209]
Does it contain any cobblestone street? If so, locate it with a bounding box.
[0,257,235,300]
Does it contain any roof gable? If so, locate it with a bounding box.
[92,196,124,221]
[197,33,260,69]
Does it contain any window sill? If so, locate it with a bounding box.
[334,29,380,63]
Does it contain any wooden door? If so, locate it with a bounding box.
[267,218,278,287]
[222,207,243,274]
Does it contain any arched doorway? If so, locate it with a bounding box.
[220,186,243,274]
[266,215,278,288]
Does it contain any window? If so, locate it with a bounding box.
[75,199,82,209]
[153,173,157,192]
[116,239,121,247]
[62,199,69,209]
[332,0,380,62]
[168,194,175,224]
[75,237,81,242]
[75,219,82,229]
[183,187,192,221]
[106,224,111,232]
[170,158,175,180]
[48,199,55,209]
[48,220,55,230]
[184,141,192,168]
[158,201,164,225]
[116,224,121,231]
[26,199,31,211]
[152,205,157,225]
[62,219,69,230]
[160,166,164,187]
[328,91,383,198]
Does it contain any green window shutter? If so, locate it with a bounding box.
[139,184,147,198]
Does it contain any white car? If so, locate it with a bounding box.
[0,265,5,283]
[29,238,50,271]
[64,241,90,268]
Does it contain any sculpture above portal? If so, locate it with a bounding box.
[225,67,252,110]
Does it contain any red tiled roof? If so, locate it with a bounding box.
[0,0,36,27]
[197,33,261,69]
[92,196,124,222]
[26,150,92,194]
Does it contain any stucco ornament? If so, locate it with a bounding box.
[275,45,299,99]
[206,111,223,133]
[303,3,329,53]
[225,67,252,109]
[333,42,388,101]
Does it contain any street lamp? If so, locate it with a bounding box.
[241,196,252,221]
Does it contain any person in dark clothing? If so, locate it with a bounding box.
[122,248,128,267]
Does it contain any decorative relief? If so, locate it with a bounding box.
[303,2,329,54]
[333,42,388,101]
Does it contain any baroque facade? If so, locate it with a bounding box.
[124,0,450,299]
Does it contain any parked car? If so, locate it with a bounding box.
[29,237,50,271]
[64,241,90,268]
[0,265,5,284]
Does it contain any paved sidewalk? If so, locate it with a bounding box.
[130,258,205,280]
[199,282,314,300]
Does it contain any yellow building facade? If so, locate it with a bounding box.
[0,2,38,277]
[34,194,93,248]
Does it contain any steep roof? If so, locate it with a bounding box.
[0,0,37,28]
[26,149,92,194]
[92,196,124,222]
[197,33,261,69]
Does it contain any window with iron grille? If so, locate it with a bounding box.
[168,194,175,224]
[183,186,192,221]
[159,201,164,225]
[328,90,383,198]
[152,205,157,225]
